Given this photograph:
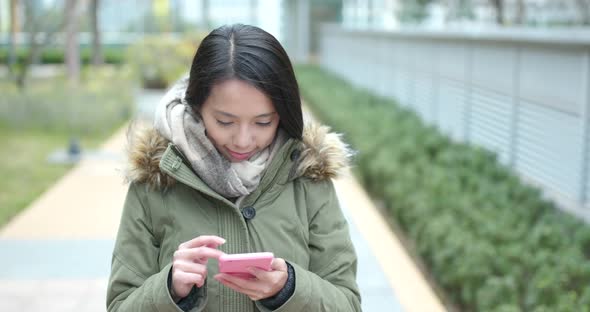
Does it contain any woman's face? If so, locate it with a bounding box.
[200,79,280,163]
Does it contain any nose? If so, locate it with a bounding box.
[233,125,253,150]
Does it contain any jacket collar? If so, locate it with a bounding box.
[125,118,353,194]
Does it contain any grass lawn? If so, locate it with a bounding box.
[0,66,133,229]
[0,126,123,228]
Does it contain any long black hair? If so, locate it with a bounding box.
[185,24,303,140]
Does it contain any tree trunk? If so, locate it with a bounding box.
[65,0,81,85]
[8,1,65,89]
[250,0,258,26]
[202,0,209,30]
[8,0,18,76]
[90,0,103,65]
[515,0,525,25]
[490,0,504,25]
[577,0,590,25]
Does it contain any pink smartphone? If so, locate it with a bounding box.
[218,252,274,279]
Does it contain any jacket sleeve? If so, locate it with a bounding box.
[106,183,207,312]
[256,178,362,312]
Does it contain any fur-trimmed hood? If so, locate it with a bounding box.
[125,118,353,190]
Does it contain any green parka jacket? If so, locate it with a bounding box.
[106,119,361,312]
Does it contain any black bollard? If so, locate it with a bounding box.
[68,137,81,160]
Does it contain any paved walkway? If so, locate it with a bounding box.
[0,90,446,311]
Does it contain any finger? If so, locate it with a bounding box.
[174,271,205,288]
[177,246,225,261]
[249,258,286,281]
[173,260,207,276]
[270,258,287,271]
[244,267,288,299]
[174,247,225,262]
[179,235,226,249]
[247,266,273,281]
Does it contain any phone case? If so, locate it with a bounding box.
[218,252,274,278]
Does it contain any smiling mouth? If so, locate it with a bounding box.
[227,149,254,160]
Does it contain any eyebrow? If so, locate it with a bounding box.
[214,110,276,118]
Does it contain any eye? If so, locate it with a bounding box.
[216,120,233,126]
[256,122,272,127]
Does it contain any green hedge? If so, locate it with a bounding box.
[0,47,125,65]
[295,64,590,311]
[0,66,134,135]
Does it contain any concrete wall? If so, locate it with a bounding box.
[319,24,590,222]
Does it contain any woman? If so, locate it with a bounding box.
[107,24,361,312]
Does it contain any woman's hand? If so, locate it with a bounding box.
[171,235,226,301]
[214,257,289,301]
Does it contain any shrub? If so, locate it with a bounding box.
[0,47,126,65]
[0,65,134,136]
[125,33,205,89]
[296,64,590,311]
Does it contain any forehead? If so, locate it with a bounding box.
[205,79,275,116]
